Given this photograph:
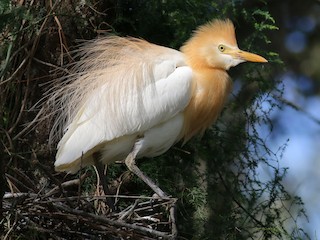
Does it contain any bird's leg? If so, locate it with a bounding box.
[125,139,178,237]
[93,152,115,210]
[125,139,167,198]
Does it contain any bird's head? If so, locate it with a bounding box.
[181,19,267,70]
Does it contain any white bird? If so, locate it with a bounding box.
[49,19,267,197]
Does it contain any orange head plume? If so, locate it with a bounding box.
[181,19,267,70]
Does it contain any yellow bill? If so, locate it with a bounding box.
[228,49,268,63]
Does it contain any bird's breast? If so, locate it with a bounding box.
[181,69,232,141]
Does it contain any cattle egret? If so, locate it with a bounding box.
[50,19,267,197]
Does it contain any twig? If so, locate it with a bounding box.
[7,0,52,135]
[93,153,115,210]
[114,171,131,206]
[53,202,175,239]
[0,56,29,86]
[217,171,266,228]
[44,173,88,197]
[3,212,18,240]
[21,214,56,234]
[3,188,177,238]
[5,175,19,193]
[133,200,172,213]
[10,167,39,192]
[119,199,140,220]
[134,216,160,223]
[5,173,34,192]
[34,159,75,208]
[50,0,71,65]
[88,4,107,16]
[33,57,70,73]
[3,192,38,199]
[169,201,178,238]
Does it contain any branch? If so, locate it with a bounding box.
[217,171,266,228]
[53,202,175,239]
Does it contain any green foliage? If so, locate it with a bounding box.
[0,0,310,239]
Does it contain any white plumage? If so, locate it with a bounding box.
[53,37,193,172]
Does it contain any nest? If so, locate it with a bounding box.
[2,165,178,240]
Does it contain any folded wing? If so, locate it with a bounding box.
[53,37,193,168]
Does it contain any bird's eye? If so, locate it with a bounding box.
[218,45,226,52]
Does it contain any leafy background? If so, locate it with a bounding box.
[1,0,319,239]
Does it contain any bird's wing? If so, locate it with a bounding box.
[54,38,193,168]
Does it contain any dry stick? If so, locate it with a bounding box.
[93,153,115,210]
[33,57,70,73]
[119,199,140,220]
[1,129,13,219]
[3,192,38,199]
[11,167,39,192]
[8,0,53,134]
[31,210,115,237]
[51,8,67,65]
[169,201,178,238]
[133,200,173,213]
[61,230,97,239]
[5,175,20,193]
[12,59,69,141]
[0,154,5,220]
[12,107,42,141]
[7,72,29,134]
[114,171,131,206]
[8,32,37,135]
[44,173,88,197]
[0,57,29,87]
[3,41,32,69]
[53,203,175,240]
[34,160,75,208]
[77,153,86,205]
[34,195,175,203]
[88,4,108,16]
[5,173,34,193]
[4,190,176,236]
[3,213,17,240]
[20,213,56,234]
[2,128,13,152]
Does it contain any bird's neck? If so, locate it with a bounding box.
[181,68,232,142]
